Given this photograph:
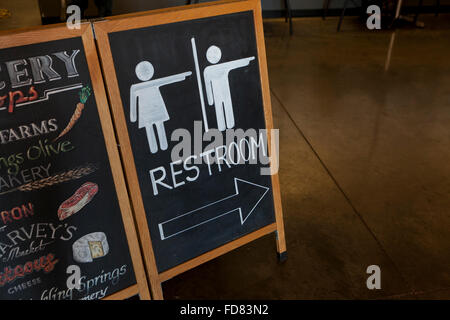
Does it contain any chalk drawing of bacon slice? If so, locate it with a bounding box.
[58,182,98,221]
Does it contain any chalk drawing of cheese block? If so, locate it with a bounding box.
[73,232,109,263]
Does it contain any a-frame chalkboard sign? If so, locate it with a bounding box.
[0,24,150,300]
[94,0,286,299]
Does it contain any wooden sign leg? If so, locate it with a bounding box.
[276,230,288,263]
[252,0,288,263]
[272,174,287,263]
[149,277,164,300]
[275,218,288,263]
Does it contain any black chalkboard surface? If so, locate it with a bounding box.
[0,26,145,300]
[107,11,275,272]
[96,0,286,299]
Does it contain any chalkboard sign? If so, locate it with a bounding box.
[95,0,286,299]
[0,24,150,300]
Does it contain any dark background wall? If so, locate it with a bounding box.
[112,0,449,13]
[38,0,450,20]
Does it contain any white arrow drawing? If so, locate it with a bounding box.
[158,178,269,240]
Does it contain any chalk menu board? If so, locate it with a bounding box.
[0,25,149,300]
[96,0,286,299]
[108,10,277,272]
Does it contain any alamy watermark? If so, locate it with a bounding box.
[366,265,381,289]
[366,5,381,30]
[66,5,81,30]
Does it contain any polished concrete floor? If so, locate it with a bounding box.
[163,14,450,299]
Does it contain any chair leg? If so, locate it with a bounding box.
[323,0,331,20]
[414,0,423,24]
[360,0,366,18]
[337,0,350,31]
[60,0,67,21]
[284,0,288,22]
[436,0,440,16]
[287,0,293,35]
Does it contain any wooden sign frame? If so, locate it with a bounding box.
[94,0,286,300]
[0,23,150,300]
